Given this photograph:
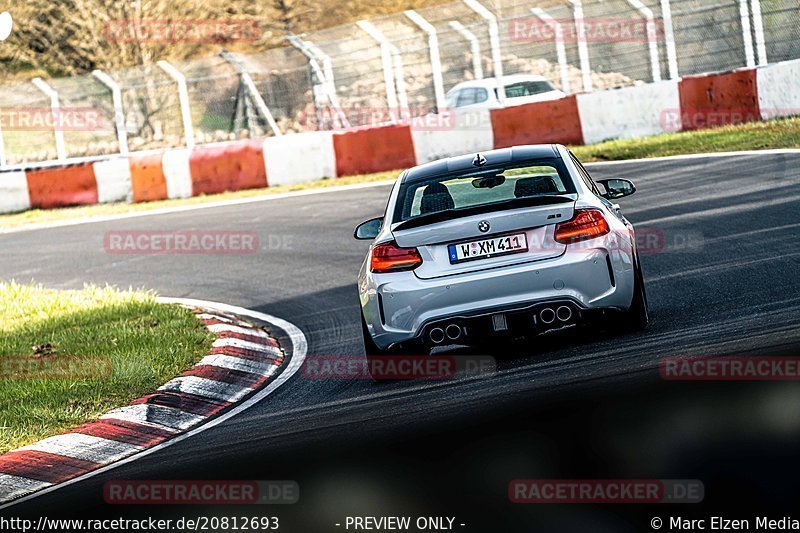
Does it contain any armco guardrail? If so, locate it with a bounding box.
[0,58,798,215]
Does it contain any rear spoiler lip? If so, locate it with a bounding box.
[391,194,577,232]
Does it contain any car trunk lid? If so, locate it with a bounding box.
[392,199,575,280]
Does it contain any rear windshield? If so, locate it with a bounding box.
[394,158,575,223]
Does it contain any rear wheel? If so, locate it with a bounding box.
[624,258,650,331]
[361,313,387,357]
[361,315,430,380]
[361,314,396,381]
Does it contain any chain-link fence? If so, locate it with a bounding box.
[1,0,798,167]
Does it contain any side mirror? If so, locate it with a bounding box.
[354,217,383,240]
[596,178,636,200]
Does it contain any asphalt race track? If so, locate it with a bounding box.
[2,152,800,530]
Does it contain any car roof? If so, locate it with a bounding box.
[402,145,562,184]
[448,74,550,93]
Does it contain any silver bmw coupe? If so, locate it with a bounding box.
[355,144,649,361]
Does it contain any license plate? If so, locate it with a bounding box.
[448,233,528,264]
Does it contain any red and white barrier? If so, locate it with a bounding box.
[491,95,584,148]
[1,58,797,215]
[678,69,760,131]
[129,152,167,203]
[411,109,494,164]
[162,148,193,200]
[577,81,681,144]
[190,140,268,196]
[93,158,132,204]
[757,58,800,121]
[333,124,417,177]
[26,164,98,210]
[262,131,336,187]
[0,171,30,213]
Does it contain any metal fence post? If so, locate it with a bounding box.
[531,8,571,93]
[157,60,195,149]
[449,21,484,80]
[0,10,9,165]
[286,36,350,129]
[92,70,129,156]
[660,0,680,79]
[405,10,447,112]
[220,51,282,137]
[357,20,409,121]
[303,39,350,127]
[357,20,398,121]
[31,77,67,161]
[391,53,410,118]
[738,0,756,68]
[750,0,768,65]
[287,35,332,129]
[567,0,592,92]
[0,11,11,42]
[305,40,337,97]
[626,0,662,82]
[463,0,505,105]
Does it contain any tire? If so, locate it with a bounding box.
[361,314,392,380]
[624,257,650,331]
[361,313,387,357]
[361,315,430,380]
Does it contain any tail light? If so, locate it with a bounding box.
[371,241,423,273]
[554,209,610,244]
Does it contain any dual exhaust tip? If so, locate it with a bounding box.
[429,305,574,343]
[540,306,573,325]
[429,324,462,344]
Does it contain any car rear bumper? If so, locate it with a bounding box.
[361,243,636,350]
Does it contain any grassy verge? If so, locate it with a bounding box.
[1,117,798,231]
[571,117,800,162]
[0,283,214,453]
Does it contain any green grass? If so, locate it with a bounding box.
[1,117,798,231]
[571,117,800,162]
[0,282,214,453]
